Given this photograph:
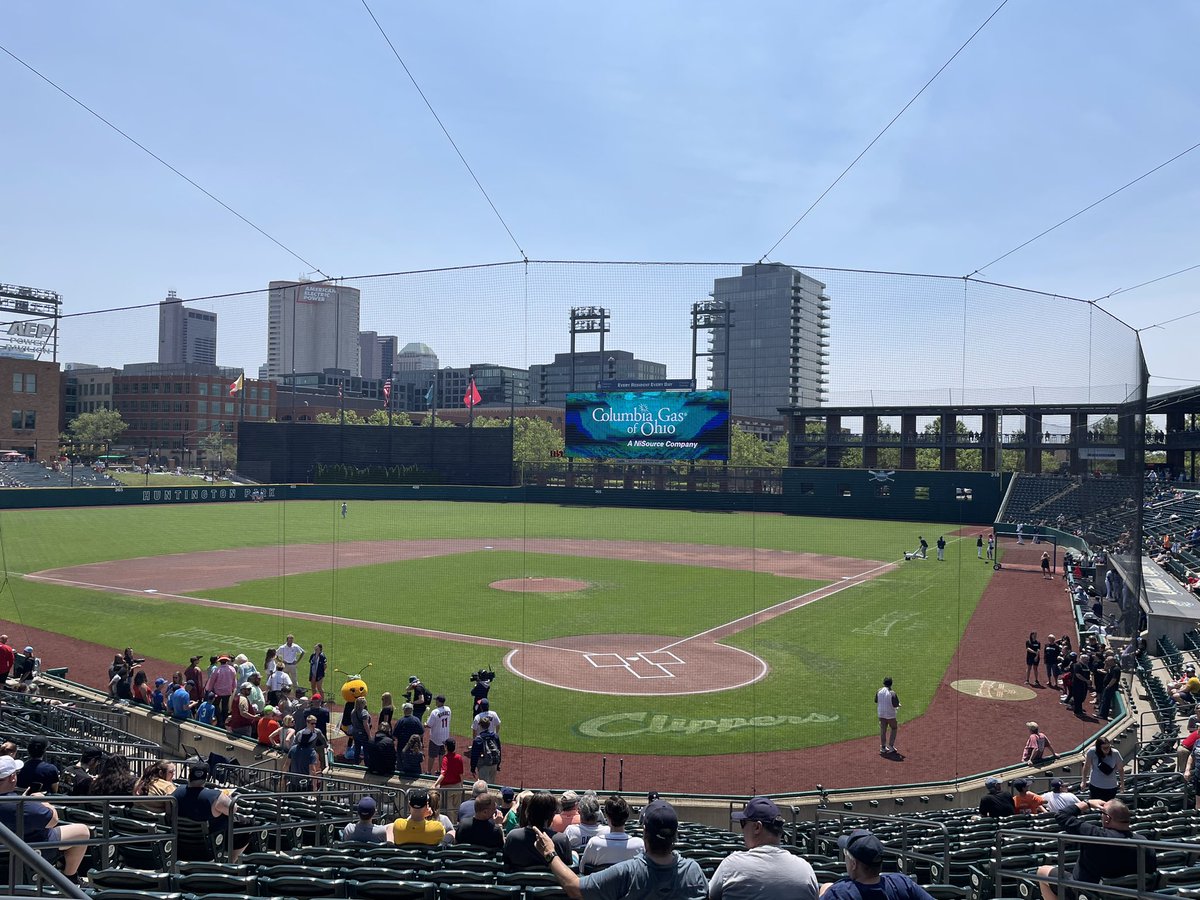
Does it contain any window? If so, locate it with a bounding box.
[11,374,21,393]
[224,402,234,414]
[838,484,852,497]
[198,383,208,396]
[22,410,34,428]
[104,383,110,395]
[11,410,21,429]
[25,374,36,393]
[197,400,207,413]
[875,484,892,497]
[196,419,207,431]
[915,486,931,500]
[956,487,974,501]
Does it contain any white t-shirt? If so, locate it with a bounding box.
[876,687,898,719]
[565,821,609,850]
[266,670,292,693]
[426,705,452,744]
[579,831,644,872]
[277,643,305,665]
[1040,790,1081,813]
[473,710,501,735]
[709,844,818,900]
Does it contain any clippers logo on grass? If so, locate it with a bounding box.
[565,390,730,461]
[575,711,839,738]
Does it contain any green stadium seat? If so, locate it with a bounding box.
[86,869,171,891]
[349,880,437,900]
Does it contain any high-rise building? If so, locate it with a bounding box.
[265,281,361,380]
[158,291,218,365]
[378,335,399,380]
[529,350,667,406]
[359,331,382,380]
[394,342,438,372]
[710,263,829,418]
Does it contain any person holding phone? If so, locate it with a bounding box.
[0,757,91,882]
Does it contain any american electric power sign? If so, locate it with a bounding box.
[565,391,730,461]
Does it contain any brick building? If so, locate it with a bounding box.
[1,357,62,459]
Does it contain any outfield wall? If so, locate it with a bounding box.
[0,468,1006,523]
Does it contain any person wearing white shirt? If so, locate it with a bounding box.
[266,662,293,704]
[276,635,305,684]
[1040,779,1082,813]
[578,795,644,874]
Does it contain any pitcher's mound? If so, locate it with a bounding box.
[490,577,590,593]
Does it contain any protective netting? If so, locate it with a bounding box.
[1,261,1149,797]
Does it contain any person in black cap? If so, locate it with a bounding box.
[534,797,707,899]
[1039,778,1081,814]
[978,777,1015,818]
[712,797,817,900]
[820,828,934,900]
[61,747,104,796]
[171,764,250,862]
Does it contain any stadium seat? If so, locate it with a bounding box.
[175,873,257,896]
[440,885,522,900]
[349,880,437,900]
[259,875,349,898]
[86,869,171,891]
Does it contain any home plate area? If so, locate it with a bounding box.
[505,633,768,696]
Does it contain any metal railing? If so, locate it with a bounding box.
[812,808,952,884]
[0,819,87,899]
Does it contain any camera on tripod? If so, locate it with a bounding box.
[470,668,496,684]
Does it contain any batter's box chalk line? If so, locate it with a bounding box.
[641,650,685,666]
[585,653,628,668]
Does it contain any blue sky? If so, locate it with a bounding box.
[3,1,1197,392]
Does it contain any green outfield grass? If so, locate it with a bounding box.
[0,500,990,755]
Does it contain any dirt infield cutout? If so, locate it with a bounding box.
[490,577,590,593]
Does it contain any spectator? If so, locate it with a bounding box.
[1182,725,1200,810]
[288,713,328,792]
[431,737,465,808]
[0,756,91,882]
[393,702,424,756]
[133,760,178,812]
[1021,722,1054,766]
[377,691,395,735]
[1044,635,1061,688]
[565,794,609,851]
[390,788,444,846]
[308,642,327,697]
[470,720,502,784]
[398,734,424,778]
[234,654,256,684]
[1040,779,1082,813]
[457,790,503,849]
[1011,778,1046,815]
[711,796,818,900]
[16,738,60,794]
[405,675,432,720]
[172,764,249,862]
[505,790,572,872]
[271,715,296,752]
[227,683,260,738]
[169,680,195,720]
[472,697,502,737]
[1035,799,1156,900]
[535,797,707,899]
[458,780,492,823]
[131,668,151,704]
[257,707,281,746]
[204,656,238,727]
[505,789,532,835]
[196,691,217,725]
[350,696,373,762]
[551,790,581,832]
[579,794,643,873]
[498,786,516,829]
[266,661,292,706]
[60,747,104,796]
[978,777,1014,818]
[365,729,397,777]
[0,742,16,757]
[90,753,136,796]
[183,655,204,702]
[343,796,388,844]
[0,634,14,687]
[14,645,37,686]
[246,672,265,711]
[427,790,456,846]
[819,828,933,900]
[1082,736,1124,800]
[307,693,330,735]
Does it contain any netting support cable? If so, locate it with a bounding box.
[0,42,329,279]
[1095,261,1200,303]
[359,0,528,261]
[967,139,1200,277]
[759,0,1010,262]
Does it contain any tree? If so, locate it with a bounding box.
[512,418,564,464]
[68,408,127,454]
[729,424,773,467]
[366,409,413,427]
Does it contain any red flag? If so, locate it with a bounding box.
[228,374,243,397]
[338,384,344,399]
[382,380,392,408]
[463,377,482,408]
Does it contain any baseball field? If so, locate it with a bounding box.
[1,500,991,761]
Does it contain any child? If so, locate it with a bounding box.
[197,691,217,725]
[150,679,167,713]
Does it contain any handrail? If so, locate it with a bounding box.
[0,819,88,899]
[993,825,1177,900]
[813,808,951,884]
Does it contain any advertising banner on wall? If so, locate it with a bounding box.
[565,390,730,461]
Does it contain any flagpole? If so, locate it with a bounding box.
[468,366,475,430]
[386,379,393,426]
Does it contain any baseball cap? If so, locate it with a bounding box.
[560,790,579,809]
[356,796,377,815]
[189,655,202,663]
[311,693,323,701]
[187,764,209,782]
[501,786,516,801]
[985,777,1002,791]
[408,676,419,683]
[217,655,231,663]
[402,702,413,712]
[1025,721,1039,730]
[1012,778,1029,792]
[1188,715,1199,730]
[263,705,275,715]
[839,829,885,865]
[642,799,678,841]
[1050,779,1064,791]
[23,646,33,654]
[408,788,429,808]
[732,796,782,824]
[435,694,446,703]
[0,757,25,779]
[240,682,252,691]
[154,677,166,685]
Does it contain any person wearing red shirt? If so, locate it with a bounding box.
[432,737,465,810]
[0,636,14,688]
[257,707,281,746]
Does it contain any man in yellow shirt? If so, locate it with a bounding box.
[389,788,445,846]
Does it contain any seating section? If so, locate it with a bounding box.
[0,459,121,488]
